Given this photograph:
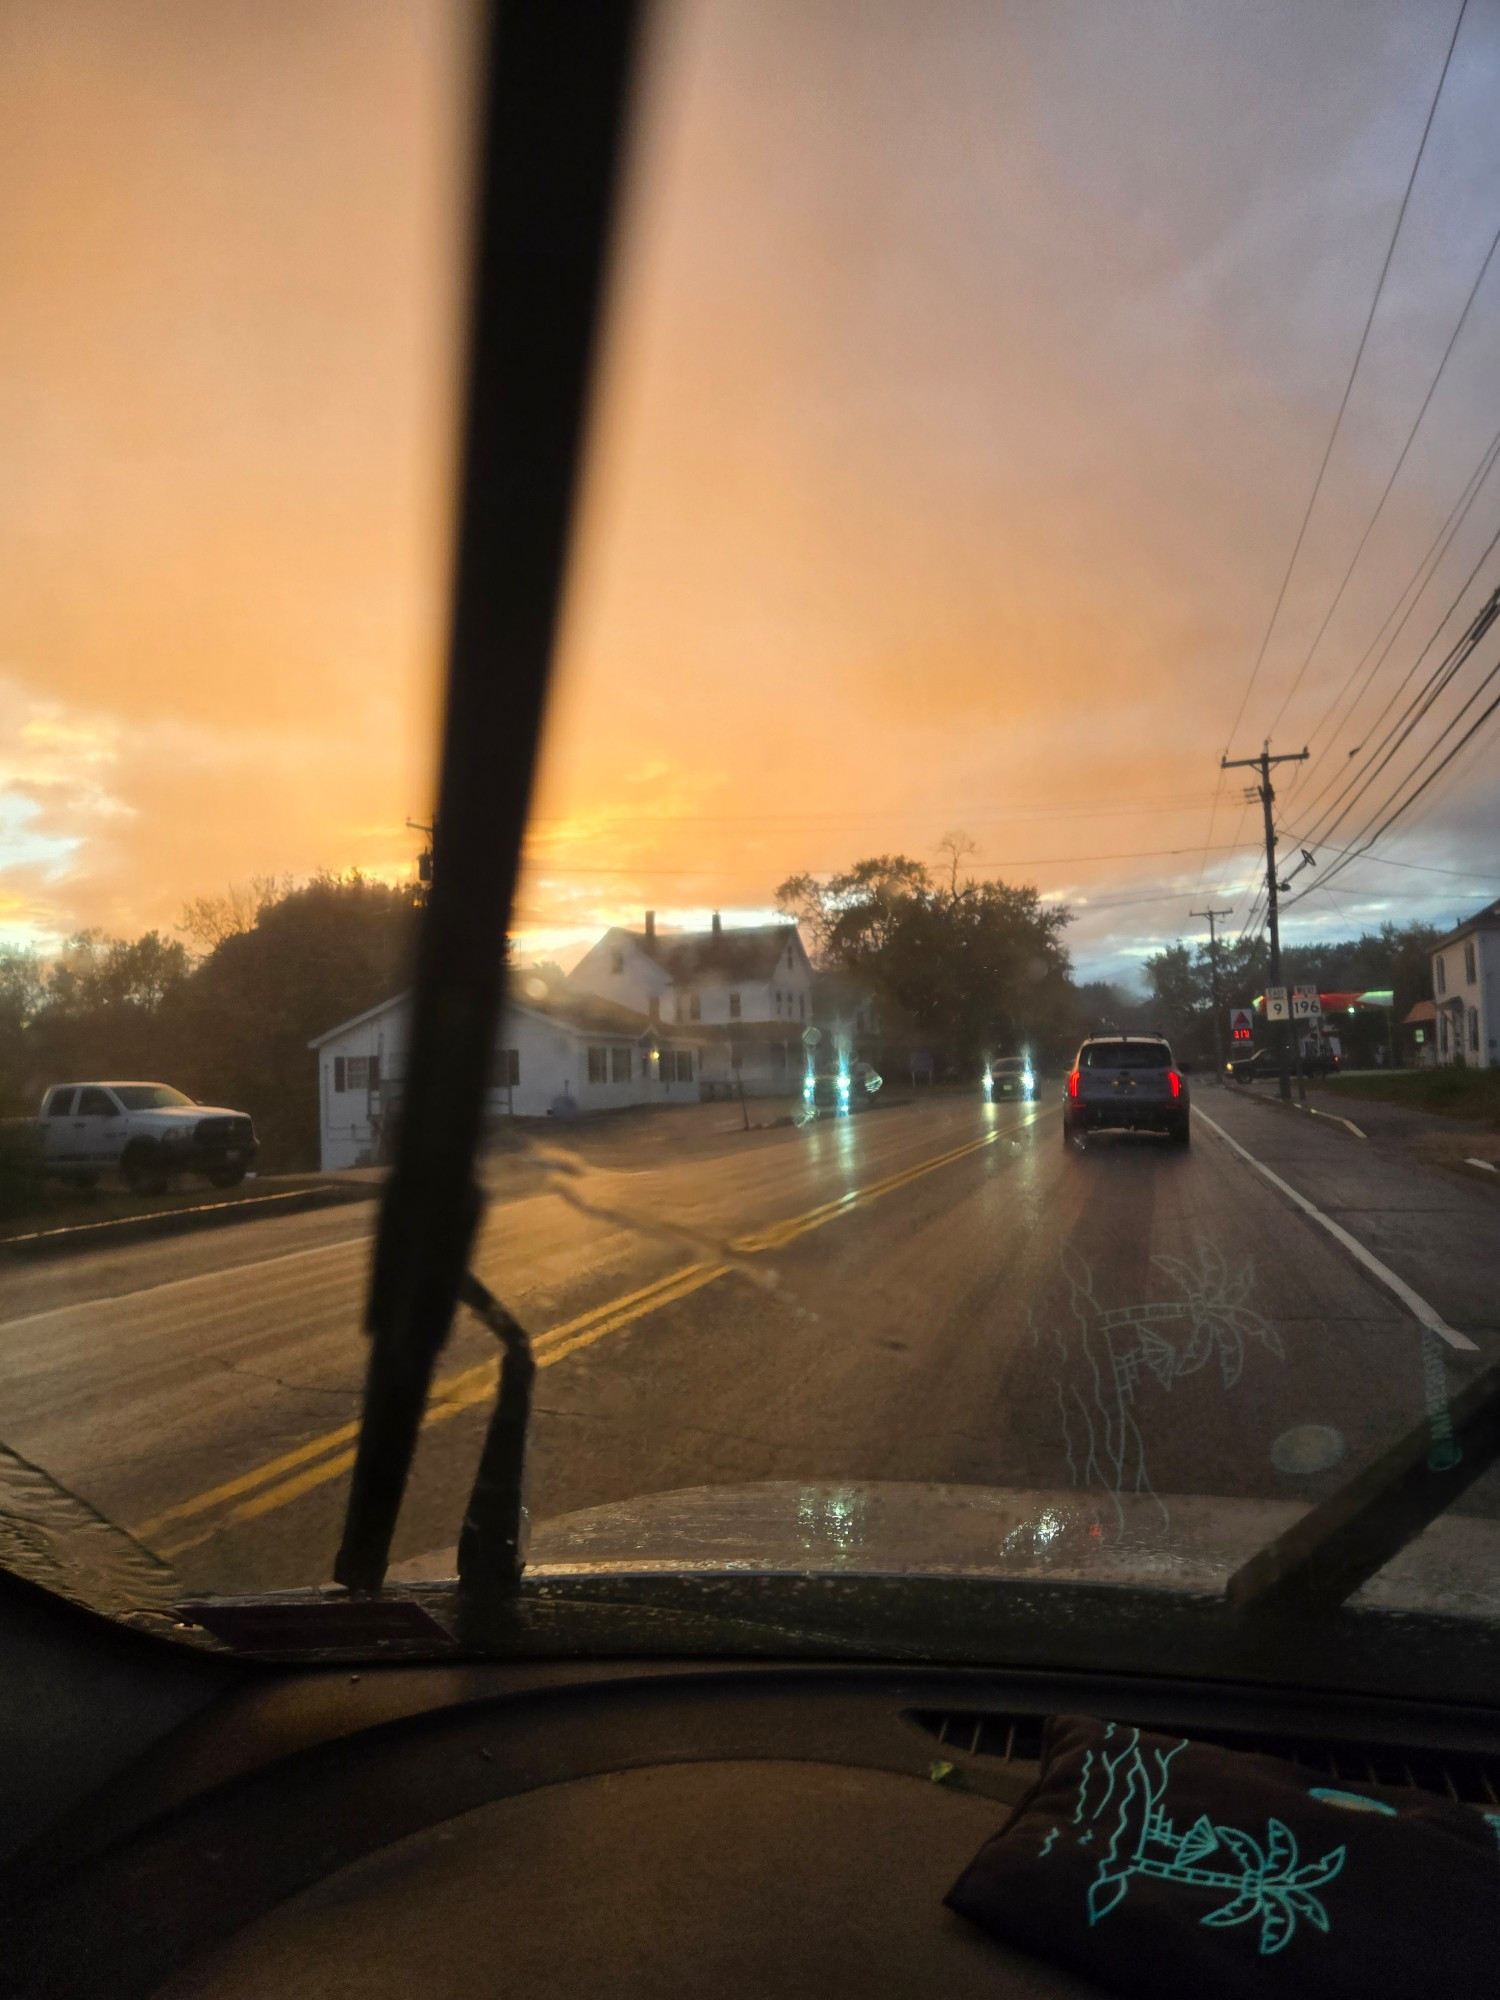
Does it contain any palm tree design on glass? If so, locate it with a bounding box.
[1031,1238,1284,1525]
[1047,1724,1345,1957]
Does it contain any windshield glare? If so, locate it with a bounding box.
[0,3,1496,1688]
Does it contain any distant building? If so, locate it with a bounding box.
[568,911,818,1097]
[1431,898,1500,1068]
[308,978,702,1171]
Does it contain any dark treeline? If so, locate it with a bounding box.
[1141,922,1439,1066]
[0,875,417,1170]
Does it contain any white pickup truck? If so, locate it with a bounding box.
[37,1082,259,1193]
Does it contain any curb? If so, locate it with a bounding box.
[0,1182,379,1263]
[1223,1081,1366,1139]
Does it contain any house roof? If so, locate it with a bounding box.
[1436,897,1500,951]
[309,976,671,1052]
[308,991,410,1050]
[599,921,803,985]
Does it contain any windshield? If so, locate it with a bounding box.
[110,1086,195,1111]
[1,4,1498,1689]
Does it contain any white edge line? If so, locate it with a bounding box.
[1465,1157,1498,1173]
[1196,1107,1479,1353]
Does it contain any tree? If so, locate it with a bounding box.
[179,877,284,953]
[936,830,979,900]
[779,855,1075,1068]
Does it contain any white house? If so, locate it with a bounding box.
[568,912,819,1096]
[308,976,703,1171]
[1431,897,1500,1068]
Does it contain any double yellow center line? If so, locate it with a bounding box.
[138,1114,1025,1559]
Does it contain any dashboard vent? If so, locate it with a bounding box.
[904,1710,1500,1806]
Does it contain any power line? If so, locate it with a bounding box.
[1220,0,1470,754]
[1295,584,1500,852]
[1284,420,1500,814]
[1267,211,1500,740]
[1291,526,1500,841]
[1287,653,1500,904]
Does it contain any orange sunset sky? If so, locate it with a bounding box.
[3,0,1499,986]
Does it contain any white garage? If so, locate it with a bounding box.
[310,981,704,1171]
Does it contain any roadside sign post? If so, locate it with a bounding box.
[1192,905,1234,1084]
[1291,985,1320,1104]
[1228,1008,1254,1077]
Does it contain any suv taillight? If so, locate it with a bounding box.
[1067,1069,1080,1099]
[1167,1070,1182,1098]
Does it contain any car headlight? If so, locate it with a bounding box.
[1022,1071,1034,1091]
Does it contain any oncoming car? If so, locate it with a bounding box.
[985,1055,1036,1102]
[1063,1035,1189,1146]
[801,1064,880,1115]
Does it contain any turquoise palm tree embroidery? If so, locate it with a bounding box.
[1031,1240,1283,1527]
[1055,1724,1345,1956]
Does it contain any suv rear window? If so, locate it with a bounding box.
[1080,1041,1171,1069]
[991,1058,1028,1073]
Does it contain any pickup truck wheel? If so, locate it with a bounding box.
[207,1167,247,1189]
[122,1145,170,1196]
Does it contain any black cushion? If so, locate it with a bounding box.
[947,1714,1500,1999]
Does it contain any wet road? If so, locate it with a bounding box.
[1,1087,1496,1597]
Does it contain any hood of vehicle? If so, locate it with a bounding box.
[388,1477,1500,1622]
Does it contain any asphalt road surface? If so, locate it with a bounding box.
[2,1086,1497,1599]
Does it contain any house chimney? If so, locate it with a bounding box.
[711,910,722,936]
[644,909,655,940]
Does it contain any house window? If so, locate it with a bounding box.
[770,1043,787,1073]
[673,1050,693,1082]
[798,993,805,1019]
[611,1046,631,1082]
[610,949,624,974]
[496,1049,520,1087]
[689,992,701,1021]
[335,1055,377,1093]
[729,991,741,1019]
[587,1046,608,1083]
[1436,957,1446,995]
[1465,940,1477,984]
[1470,1007,1480,1053]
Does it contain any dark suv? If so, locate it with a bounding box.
[1063,1035,1189,1146]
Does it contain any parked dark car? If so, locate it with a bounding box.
[1064,1035,1189,1145]
[1228,1046,1340,1084]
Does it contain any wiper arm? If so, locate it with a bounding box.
[333,0,642,1596]
[454,1274,534,1630]
[1226,1355,1500,1612]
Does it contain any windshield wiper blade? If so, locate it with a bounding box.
[1226,1355,1500,1612]
[333,0,642,1596]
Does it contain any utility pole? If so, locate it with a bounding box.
[1220,742,1308,1102]
[1190,905,1234,1084]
